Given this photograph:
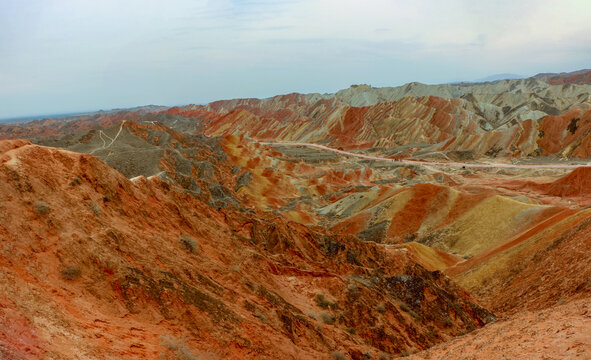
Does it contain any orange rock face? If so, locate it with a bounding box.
[2,73,591,359]
[545,69,591,85]
[0,140,495,359]
[410,297,591,359]
[156,95,591,159]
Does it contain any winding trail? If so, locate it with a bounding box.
[91,121,126,154]
[258,141,591,169]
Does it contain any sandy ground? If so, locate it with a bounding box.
[410,297,591,359]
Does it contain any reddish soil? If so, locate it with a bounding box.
[537,109,591,157]
[410,297,591,360]
[386,184,447,241]
[542,167,591,197]
[1,82,591,358]
[545,69,591,85]
[0,140,494,359]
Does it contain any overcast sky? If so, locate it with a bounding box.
[1,0,590,118]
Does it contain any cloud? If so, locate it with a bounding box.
[1,0,590,118]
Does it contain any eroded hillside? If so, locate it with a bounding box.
[1,70,590,359]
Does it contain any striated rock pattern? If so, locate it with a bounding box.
[0,140,494,359]
[159,73,591,158]
[1,69,591,359]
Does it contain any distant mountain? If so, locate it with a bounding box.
[534,69,591,85]
[472,73,525,82]
[0,105,168,124]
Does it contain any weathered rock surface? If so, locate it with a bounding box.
[0,140,494,359]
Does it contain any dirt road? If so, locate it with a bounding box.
[259,141,590,169]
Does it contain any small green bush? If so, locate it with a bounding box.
[254,311,267,323]
[397,301,420,319]
[89,202,101,215]
[316,293,338,310]
[34,200,50,215]
[399,302,410,312]
[320,312,335,325]
[60,264,81,280]
[179,235,198,253]
[376,302,386,312]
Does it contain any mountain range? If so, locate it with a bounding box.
[0,69,590,359]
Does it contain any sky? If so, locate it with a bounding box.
[1,0,591,119]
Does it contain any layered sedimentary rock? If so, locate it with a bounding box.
[0,139,496,359]
[1,70,591,359]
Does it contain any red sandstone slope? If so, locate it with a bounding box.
[507,166,591,206]
[410,297,591,359]
[3,88,591,159]
[165,96,591,158]
[0,112,142,141]
[545,69,591,85]
[174,96,496,151]
[0,140,493,359]
[542,166,591,197]
[536,108,591,157]
[423,206,591,358]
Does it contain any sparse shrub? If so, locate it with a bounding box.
[399,351,410,357]
[316,293,330,308]
[403,233,417,242]
[160,335,200,360]
[427,326,438,340]
[89,202,101,215]
[320,312,335,325]
[254,311,267,323]
[378,352,392,360]
[376,302,386,313]
[331,351,347,360]
[179,235,198,253]
[397,301,420,319]
[346,249,359,265]
[60,264,81,280]
[243,300,255,312]
[557,298,565,306]
[71,177,82,186]
[346,327,356,334]
[33,200,50,215]
[398,302,410,313]
[316,293,338,310]
[346,282,360,299]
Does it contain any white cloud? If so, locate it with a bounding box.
[1,0,590,118]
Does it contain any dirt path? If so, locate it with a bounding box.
[258,141,591,169]
[91,121,126,154]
